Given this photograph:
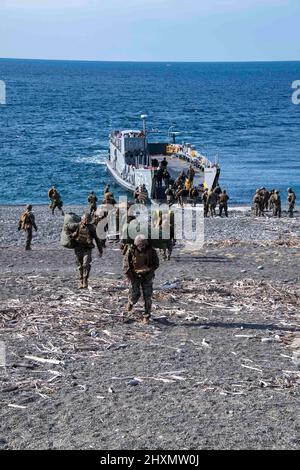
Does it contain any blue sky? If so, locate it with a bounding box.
[1,0,300,61]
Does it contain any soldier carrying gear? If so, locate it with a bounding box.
[48,186,64,216]
[66,212,103,289]
[219,190,229,217]
[18,204,38,251]
[123,234,159,325]
[88,191,98,214]
[287,187,296,218]
[271,190,281,218]
[253,189,263,217]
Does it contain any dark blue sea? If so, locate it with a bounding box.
[0,59,299,205]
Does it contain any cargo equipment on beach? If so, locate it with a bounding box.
[106,115,220,202]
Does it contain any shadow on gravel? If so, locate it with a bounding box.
[181,321,300,332]
[173,256,231,262]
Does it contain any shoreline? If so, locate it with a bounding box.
[1,205,300,450]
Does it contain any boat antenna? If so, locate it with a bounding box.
[141,114,148,166]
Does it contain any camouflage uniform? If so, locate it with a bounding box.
[123,244,159,319]
[219,191,229,217]
[187,165,195,184]
[18,205,38,250]
[202,190,209,217]
[67,219,103,288]
[207,190,217,217]
[271,191,281,217]
[165,186,175,206]
[253,191,262,216]
[88,192,98,214]
[288,189,296,218]
[48,187,64,215]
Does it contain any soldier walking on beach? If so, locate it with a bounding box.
[48,186,64,216]
[287,187,296,218]
[123,235,159,325]
[66,213,103,289]
[271,190,281,217]
[18,204,38,251]
[88,191,98,214]
[219,190,229,217]
[207,190,217,217]
[253,189,263,217]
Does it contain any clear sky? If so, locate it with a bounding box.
[1,0,300,61]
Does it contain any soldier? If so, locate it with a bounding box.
[187,165,195,184]
[190,186,199,207]
[202,188,209,217]
[253,189,263,217]
[134,184,149,204]
[48,186,64,216]
[287,187,296,218]
[123,234,159,324]
[269,189,275,211]
[103,190,116,206]
[271,190,281,217]
[160,157,168,170]
[219,190,229,217]
[18,204,38,251]
[66,213,103,289]
[162,169,170,187]
[175,186,187,207]
[165,184,175,206]
[161,212,176,261]
[88,191,98,214]
[214,184,222,199]
[185,178,192,192]
[207,190,217,217]
[175,171,186,188]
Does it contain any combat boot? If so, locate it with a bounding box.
[82,277,89,289]
[142,316,150,325]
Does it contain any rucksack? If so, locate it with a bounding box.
[19,211,32,230]
[60,213,81,248]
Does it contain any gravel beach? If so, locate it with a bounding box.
[0,205,300,450]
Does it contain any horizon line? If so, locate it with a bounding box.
[1,56,300,64]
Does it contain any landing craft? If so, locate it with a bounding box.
[106,115,220,202]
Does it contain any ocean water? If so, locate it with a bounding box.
[0,59,299,205]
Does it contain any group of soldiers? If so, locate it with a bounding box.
[17,181,297,324]
[252,187,297,218]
